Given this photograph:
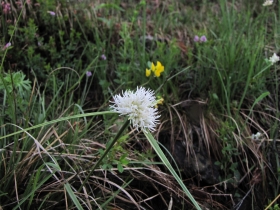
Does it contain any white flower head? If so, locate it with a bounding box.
[251,132,262,141]
[269,53,279,64]
[263,0,273,6]
[110,86,160,132]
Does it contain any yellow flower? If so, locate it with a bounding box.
[155,97,164,108]
[154,61,164,77]
[157,98,164,105]
[151,62,156,72]
[145,61,164,77]
[146,68,151,77]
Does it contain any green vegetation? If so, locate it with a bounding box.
[1,0,280,209]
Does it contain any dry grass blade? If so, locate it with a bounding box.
[90,174,141,210]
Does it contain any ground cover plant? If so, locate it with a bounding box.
[1,0,280,209]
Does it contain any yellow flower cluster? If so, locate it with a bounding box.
[146,61,164,77]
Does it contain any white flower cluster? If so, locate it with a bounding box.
[110,87,160,131]
[252,132,262,141]
[263,0,273,6]
[269,53,280,64]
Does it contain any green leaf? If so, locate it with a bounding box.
[117,163,124,173]
[64,183,83,210]
[212,93,219,100]
[101,164,109,170]
[247,91,270,120]
[118,134,129,142]
[120,158,129,165]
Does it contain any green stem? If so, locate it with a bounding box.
[78,118,130,192]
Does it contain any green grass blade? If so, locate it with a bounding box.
[246,91,270,123]
[144,130,202,210]
[27,163,48,209]
[12,163,57,210]
[64,183,83,210]
[0,111,114,140]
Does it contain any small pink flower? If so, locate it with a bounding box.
[47,11,55,16]
[3,42,11,50]
[2,2,11,14]
[194,35,200,42]
[86,71,92,77]
[101,54,107,60]
[200,35,207,42]
[194,35,207,43]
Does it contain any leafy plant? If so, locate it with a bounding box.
[99,134,130,173]
[215,120,240,182]
[0,71,31,126]
[0,71,31,94]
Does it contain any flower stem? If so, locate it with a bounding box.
[78,118,130,192]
